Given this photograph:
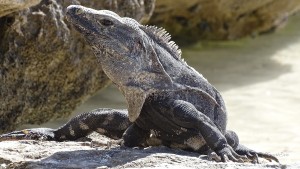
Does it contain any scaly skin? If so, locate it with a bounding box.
[0,5,278,163]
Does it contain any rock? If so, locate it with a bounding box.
[149,0,300,44]
[0,0,155,133]
[63,0,155,24]
[0,0,41,17]
[0,133,294,169]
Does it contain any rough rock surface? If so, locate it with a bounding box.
[0,133,294,169]
[0,0,41,17]
[149,0,300,44]
[0,0,155,133]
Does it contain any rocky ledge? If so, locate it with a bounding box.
[0,133,296,169]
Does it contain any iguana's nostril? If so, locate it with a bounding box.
[99,19,114,26]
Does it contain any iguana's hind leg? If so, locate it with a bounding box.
[0,108,131,141]
[225,130,279,163]
[159,99,246,162]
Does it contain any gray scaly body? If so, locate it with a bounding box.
[0,5,278,163]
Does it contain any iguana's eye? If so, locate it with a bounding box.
[99,19,113,26]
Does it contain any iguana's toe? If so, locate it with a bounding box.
[207,151,222,162]
[0,128,55,141]
[235,145,279,163]
[247,153,259,163]
[214,145,248,163]
[243,152,279,163]
[257,152,279,163]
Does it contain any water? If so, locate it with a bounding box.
[24,14,300,164]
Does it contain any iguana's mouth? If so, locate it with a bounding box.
[67,13,110,41]
[68,14,98,33]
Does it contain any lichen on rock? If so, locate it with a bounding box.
[0,0,41,17]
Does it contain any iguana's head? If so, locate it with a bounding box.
[66,5,149,84]
[66,5,182,121]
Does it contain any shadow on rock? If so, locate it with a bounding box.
[12,146,201,169]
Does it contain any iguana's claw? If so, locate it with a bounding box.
[214,145,248,163]
[0,128,55,141]
[257,152,279,163]
[213,146,280,163]
[241,152,279,163]
[235,145,279,163]
[247,153,259,163]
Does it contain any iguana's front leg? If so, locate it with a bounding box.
[0,108,131,141]
[122,123,150,147]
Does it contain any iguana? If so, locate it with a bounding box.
[0,5,278,163]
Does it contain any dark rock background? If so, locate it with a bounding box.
[0,0,155,133]
[149,0,300,44]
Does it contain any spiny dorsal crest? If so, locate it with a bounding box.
[142,25,182,60]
